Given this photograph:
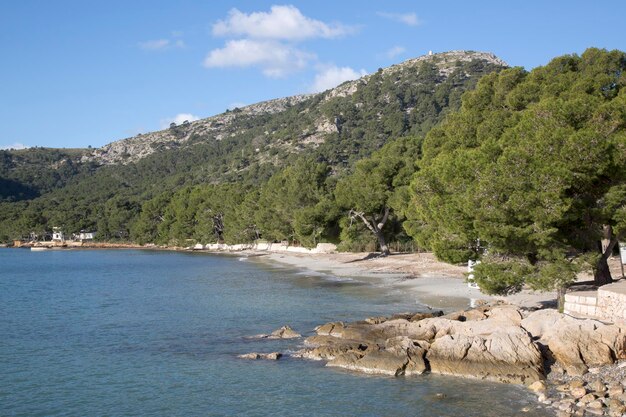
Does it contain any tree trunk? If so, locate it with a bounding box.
[376,231,390,256]
[594,230,618,286]
[349,207,391,257]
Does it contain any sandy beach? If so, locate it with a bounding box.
[248,251,560,311]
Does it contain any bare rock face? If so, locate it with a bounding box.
[426,329,544,384]
[521,310,626,376]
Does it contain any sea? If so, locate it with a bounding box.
[0,249,550,416]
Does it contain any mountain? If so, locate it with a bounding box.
[0,50,507,241]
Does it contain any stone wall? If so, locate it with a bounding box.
[564,281,626,323]
[597,281,626,323]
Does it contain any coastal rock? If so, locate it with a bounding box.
[249,325,302,340]
[238,352,282,360]
[269,325,301,339]
[521,310,626,376]
[328,350,410,376]
[528,380,547,392]
[426,329,544,384]
[298,336,368,361]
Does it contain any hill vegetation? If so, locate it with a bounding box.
[2,48,624,297]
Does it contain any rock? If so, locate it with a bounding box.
[587,399,604,409]
[299,336,367,361]
[607,398,625,410]
[249,325,301,339]
[365,316,387,324]
[584,408,603,416]
[409,311,443,322]
[487,306,524,325]
[608,386,624,397]
[528,380,547,392]
[570,387,587,399]
[570,379,585,388]
[426,327,544,384]
[238,352,282,360]
[580,393,597,404]
[521,310,625,376]
[328,350,409,376]
[588,379,607,393]
[269,325,301,339]
[315,322,345,336]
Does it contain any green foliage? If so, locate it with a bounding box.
[0,54,505,244]
[472,257,531,295]
[409,48,626,290]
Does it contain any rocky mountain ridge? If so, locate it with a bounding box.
[84,50,508,166]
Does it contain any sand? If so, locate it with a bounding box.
[248,251,561,311]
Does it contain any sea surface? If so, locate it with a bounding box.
[0,249,550,416]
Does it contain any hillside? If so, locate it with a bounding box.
[0,50,507,241]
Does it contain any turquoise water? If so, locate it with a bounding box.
[0,249,549,416]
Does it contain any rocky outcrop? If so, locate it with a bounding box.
[521,309,626,376]
[290,305,626,386]
[294,305,544,384]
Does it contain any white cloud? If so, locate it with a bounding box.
[138,38,185,51]
[377,12,421,27]
[138,39,171,50]
[160,113,200,129]
[385,46,406,59]
[204,39,314,78]
[213,5,352,41]
[0,142,28,150]
[310,65,367,93]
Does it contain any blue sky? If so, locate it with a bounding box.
[1,0,624,149]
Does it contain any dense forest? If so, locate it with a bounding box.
[1,48,625,297]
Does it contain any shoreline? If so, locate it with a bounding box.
[8,242,558,310]
[246,250,557,311]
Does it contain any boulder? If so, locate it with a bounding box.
[426,328,544,384]
[269,325,301,339]
[522,310,626,376]
[248,325,301,339]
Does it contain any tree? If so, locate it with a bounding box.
[407,48,626,296]
[335,136,420,255]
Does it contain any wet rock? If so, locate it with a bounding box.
[238,352,282,360]
[327,350,409,376]
[249,325,301,339]
[269,325,301,339]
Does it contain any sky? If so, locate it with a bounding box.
[1,0,624,150]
